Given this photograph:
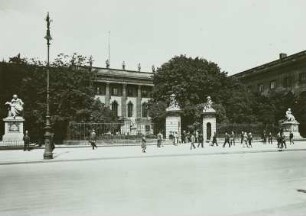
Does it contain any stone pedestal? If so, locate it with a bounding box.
[2,117,24,145]
[202,108,216,143]
[165,110,181,140]
[281,120,302,139]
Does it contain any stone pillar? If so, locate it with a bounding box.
[121,84,127,118]
[202,112,216,143]
[202,96,217,144]
[105,82,110,107]
[2,116,25,145]
[165,94,181,140]
[136,85,142,118]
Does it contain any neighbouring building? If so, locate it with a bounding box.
[92,66,154,135]
[232,50,306,97]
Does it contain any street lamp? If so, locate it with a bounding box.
[43,12,53,159]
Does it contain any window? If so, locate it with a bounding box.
[111,101,118,116]
[112,87,118,96]
[127,102,133,117]
[127,86,137,97]
[299,73,306,84]
[258,83,264,92]
[94,83,106,95]
[283,77,292,88]
[145,125,150,132]
[142,102,148,118]
[141,87,151,98]
[270,80,276,90]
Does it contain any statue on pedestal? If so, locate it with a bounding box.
[167,93,180,111]
[138,63,141,72]
[122,61,126,70]
[5,94,24,118]
[285,108,295,121]
[105,59,110,68]
[203,96,214,112]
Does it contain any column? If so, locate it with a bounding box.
[121,84,127,118]
[136,85,142,118]
[105,82,110,107]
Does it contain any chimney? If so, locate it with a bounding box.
[279,53,287,59]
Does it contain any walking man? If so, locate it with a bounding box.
[211,132,218,146]
[240,131,244,144]
[230,131,235,146]
[157,131,163,148]
[23,130,30,151]
[190,133,196,150]
[89,129,97,150]
[289,131,294,145]
[141,134,147,153]
[223,132,231,148]
[268,132,273,144]
[247,132,253,148]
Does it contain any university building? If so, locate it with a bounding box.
[232,50,306,97]
[92,66,154,135]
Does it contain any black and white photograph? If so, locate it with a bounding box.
[0,0,306,215]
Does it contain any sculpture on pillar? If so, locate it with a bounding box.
[152,65,156,72]
[5,94,24,118]
[122,61,126,70]
[166,93,180,111]
[285,108,295,121]
[138,63,141,72]
[203,96,214,112]
[105,59,110,68]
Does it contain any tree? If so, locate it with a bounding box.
[149,55,256,131]
[0,53,118,143]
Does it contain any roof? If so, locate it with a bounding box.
[92,67,154,86]
[232,50,306,78]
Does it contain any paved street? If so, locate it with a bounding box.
[0,142,306,216]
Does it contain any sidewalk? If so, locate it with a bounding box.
[0,141,305,165]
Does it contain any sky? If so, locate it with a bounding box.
[0,0,305,75]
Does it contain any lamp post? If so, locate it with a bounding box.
[43,12,53,159]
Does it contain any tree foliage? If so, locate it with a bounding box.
[0,53,117,143]
[149,55,256,130]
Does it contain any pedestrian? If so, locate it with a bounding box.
[185,132,190,143]
[276,132,281,148]
[195,130,199,143]
[280,131,287,149]
[174,132,179,145]
[240,131,244,144]
[190,133,196,150]
[289,131,294,145]
[23,130,30,151]
[141,134,147,153]
[223,132,231,148]
[230,131,235,146]
[211,132,218,146]
[268,132,273,144]
[247,132,253,148]
[262,130,267,144]
[157,131,163,148]
[243,132,248,148]
[198,133,204,148]
[89,129,97,150]
[182,130,186,143]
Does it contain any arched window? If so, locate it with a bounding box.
[111,101,118,116]
[127,101,133,117]
[142,102,148,118]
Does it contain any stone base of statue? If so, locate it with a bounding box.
[281,120,303,139]
[165,109,181,140]
[202,107,217,143]
[2,116,24,145]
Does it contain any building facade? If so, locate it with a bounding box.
[232,51,306,96]
[92,67,154,135]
